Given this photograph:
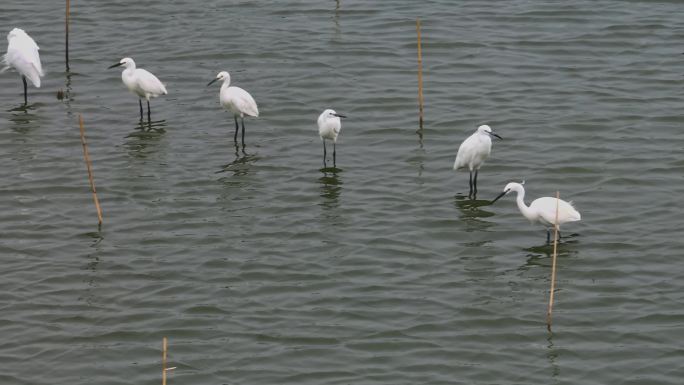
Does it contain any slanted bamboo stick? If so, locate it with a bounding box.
[78,115,103,226]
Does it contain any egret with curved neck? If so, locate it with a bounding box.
[491,182,581,243]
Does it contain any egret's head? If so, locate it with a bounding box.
[478,124,502,140]
[108,57,134,69]
[207,71,230,86]
[491,182,523,204]
[322,109,346,119]
[7,28,26,42]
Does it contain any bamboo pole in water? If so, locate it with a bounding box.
[65,0,70,71]
[78,115,103,226]
[546,191,560,331]
[161,337,176,385]
[416,18,424,130]
[162,337,167,385]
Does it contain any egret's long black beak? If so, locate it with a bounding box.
[491,189,509,204]
[207,78,219,87]
[108,62,123,69]
[489,131,502,140]
[334,113,347,118]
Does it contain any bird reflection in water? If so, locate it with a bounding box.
[318,167,343,211]
[133,118,167,133]
[8,103,39,133]
[218,141,259,177]
[124,120,167,158]
[522,236,579,267]
[454,195,494,221]
[454,195,494,245]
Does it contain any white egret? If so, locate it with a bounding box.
[491,182,581,243]
[108,57,167,121]
[453,124,502,199]
[207,71,259,145]
[2,28,44,104]
[317,108,346,167]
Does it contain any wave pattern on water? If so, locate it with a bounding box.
[1,1,684,384]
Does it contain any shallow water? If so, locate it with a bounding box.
[1,1,684,384]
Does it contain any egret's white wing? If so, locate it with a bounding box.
[135,68,167,97]
[532,197,581,225]
[231,86,259,117]
[454,132,478,170]
[4,28,43,87]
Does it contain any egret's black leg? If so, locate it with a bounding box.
[473,170,479,199]
[548,229,562,244]
[323,140,327,167]
[333,142,336,168]
[147,100,151,122]
[468,171,474,199]
[139,100,144,120]
[241,117,246,147]
[22,76,28,105]
[234,116,239,142]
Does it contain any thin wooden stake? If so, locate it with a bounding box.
[161,337,176,384]
[546,191,560,331]
[78,115,103,226]
[416,18,424,130]
[65,0,70,71]
[162,337,167,385]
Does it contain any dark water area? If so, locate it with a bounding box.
[1,1,683,384]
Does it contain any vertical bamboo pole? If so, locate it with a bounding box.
[66,0,70,71]
[546,191,560,331]
[78,115,103,226]
[162,337,168,385]
[416,18,424,130]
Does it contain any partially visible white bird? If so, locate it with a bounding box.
[491,182,581,243]
[454,124,502,199]
[108,57,167,121]
[207,71,259,145]
[317,108,346,167]
[2,28,44,104]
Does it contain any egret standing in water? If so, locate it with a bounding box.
[108,57,167,121]
[207,71,259,146]
[453,124,502,199]
[2,28,44,105]
[317,109,346,167]
[491,182,581,243]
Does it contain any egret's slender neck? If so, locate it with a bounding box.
[122,62,136,75]
[513,187,536,221]
[221,77,231,90]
